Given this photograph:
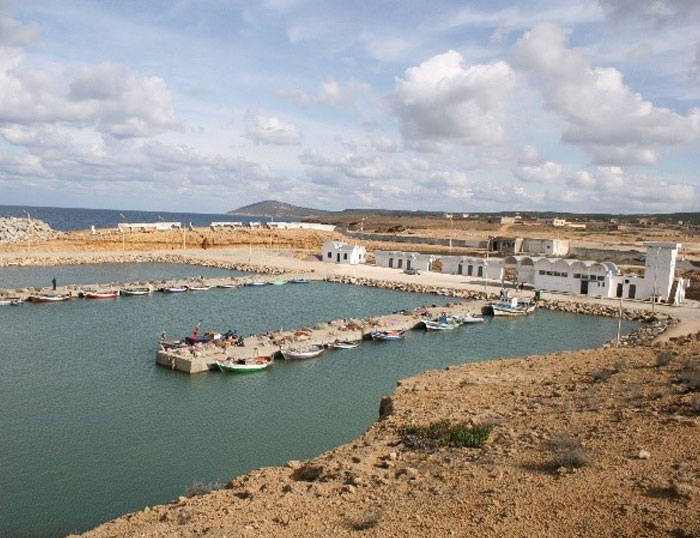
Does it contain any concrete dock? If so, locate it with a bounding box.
[156,300,486,373]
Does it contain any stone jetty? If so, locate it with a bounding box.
[155,301,484,374]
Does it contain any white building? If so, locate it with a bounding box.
[441,256,504,280]
[322,241,366,264]
[210,221,243,229]
[267,222,336,231]
[118,222,181,232]
[522,238,570,256]
[375,250,436,272]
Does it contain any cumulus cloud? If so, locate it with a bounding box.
[279,78,375,109]
[513,144,561,183]
[0,13,39,47]
[244,111,302,145]
[393,50,515,149]
[513,23,700,165]
[564,166,698,210]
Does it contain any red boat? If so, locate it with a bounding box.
[29,294,73,303]
[83,291,119,299]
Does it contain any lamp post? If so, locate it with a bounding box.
[119,213,126,251]
[446,214,454,253]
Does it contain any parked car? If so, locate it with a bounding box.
[404,268,420,275]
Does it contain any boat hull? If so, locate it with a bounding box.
[217,358,272,373]
[281,347,324,360]
[370,331,406,341]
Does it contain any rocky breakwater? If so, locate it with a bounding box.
[324,275,494,301]
[0,217,58,245]
[539,298,678,345]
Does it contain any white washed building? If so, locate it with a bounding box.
[322,241,366,264]
[375,250,436,272]
[441,256,504,280]
[522,238,569,256]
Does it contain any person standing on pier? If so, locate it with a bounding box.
[52,277,57,290]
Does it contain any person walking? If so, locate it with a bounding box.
[52,277,57,290]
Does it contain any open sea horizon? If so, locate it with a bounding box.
[0,204,288,232]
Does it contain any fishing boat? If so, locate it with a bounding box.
[281,344,324,360]
[216,357,273,373]
[187,285,211,291]
[289,278,310,284]
[370,330,407,341]
[0,299,11,306]
[10,298,23,306]
[83,290,119,299]
[119,287,152,296]
[216,283,238,289]
[268,280,287,286]
[328,340,361,349]
[422,317,460,331]
[488,290,536,316]
[243,281,266,287]
[28,294,72,303]
[160,286,188,293]
[454,312,485,324]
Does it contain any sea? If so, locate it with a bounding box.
[0,273,640,537]
[0,204,286,231]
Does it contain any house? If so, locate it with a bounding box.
[441,256,504,280]
[522,238,570,256]
[267,222,336,231]
[488,236,523,254]
[321,241,366,264]
[552,218,568,227]
[374,250,436,272]
[118,222,181,232]
[210,221,243,229]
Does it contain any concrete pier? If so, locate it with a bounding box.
[156,301,486,373]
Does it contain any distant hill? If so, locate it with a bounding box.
[229,201,328,217]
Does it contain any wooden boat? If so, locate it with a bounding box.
[268,280,287,286]
[10,298,23,306]
[370,330,407,341]
[328,340,361,349]
[455,312,485,324]
[28,294,72,303]
[281,344,324,360]
[160,286,188,293]
[119,287,151,296]
[243,281,266,287]
[187,285,211,291]
[422,317,459,331]
[289,278,310,284]
[84,290,119,299]
[216,357,273,373]
[488,291,536,316]
[0,298,11,306]
[216,283,238,289]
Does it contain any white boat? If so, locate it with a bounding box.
[216,283,238,289]
[160,286,188,293]
[281,345,325,360]
[216,357,273,373]
[489,290,536,316]
[422,318,459,331]
[0,299,11,306]
[289,278,310,284]
[187,285,211,291]
[370,330,407,341]
[119,287,152,296]
[328,340,361,349]
[243,281,266,287]
[455,313,485,324]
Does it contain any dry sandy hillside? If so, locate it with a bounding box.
[73,334,700,538]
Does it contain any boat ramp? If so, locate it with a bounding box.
[156,301,486,374]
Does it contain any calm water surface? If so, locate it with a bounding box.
[0,282,638,537]
[0,262,247,290]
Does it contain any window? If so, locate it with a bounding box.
[343,253,348,260]
[539,270,545,275]
[327,252,332,258]
[562,273,568,278]
[573,273,581,279]
[546,271,553,276]
[597,275,605,281]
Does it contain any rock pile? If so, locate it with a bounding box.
[0,217,57,244]
[324,275,494,301]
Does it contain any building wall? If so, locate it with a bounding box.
[322,242,366,264]
[441,256,503,280]
[522,238,570,256]
[375,251,435,271]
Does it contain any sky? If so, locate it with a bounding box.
[0,0,699,214]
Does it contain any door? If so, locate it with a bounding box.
[457,264,463,275]
[580,279,589,294]
[477,266,483,277]
[337,253,340,262]
[407,260,412,270]
[628,284,636,299]
[467,265,473,276]
[389,258,393,268]
[398,259,403,269]
[616,283,623,297]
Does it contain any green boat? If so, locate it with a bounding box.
[267,280,287,286]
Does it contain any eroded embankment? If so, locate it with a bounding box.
[72,330,700,538]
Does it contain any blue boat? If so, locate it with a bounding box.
[370,330,407,341]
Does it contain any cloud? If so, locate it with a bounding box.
[599,0,700,26]
[513,23,700,165]
[393,50,515,149]
[513,144,561,183]
[564,166,698,210]
[0,12,39,47]
[279,78,375,109]
[244,111,302,145]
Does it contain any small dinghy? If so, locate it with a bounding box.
[281,344,325,360]
[328,340,361,350]
[268,280,287,286]
[216,283,238,289]
[216,357,273,373]
[10,298,23,306]
[370,330,407,341]
[289,278,310,284]
[83,290,119,299]
[243,281,266,287]
[160,286,188,293]
[455,312,485,324]
[187,285,211,291]
[120,287,151,296]
[422,317,459,331]
[29,294,72,303]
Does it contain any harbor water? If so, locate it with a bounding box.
[0,262,248,291]
[0,281,639,537]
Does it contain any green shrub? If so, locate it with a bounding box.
[400,420,494,449]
